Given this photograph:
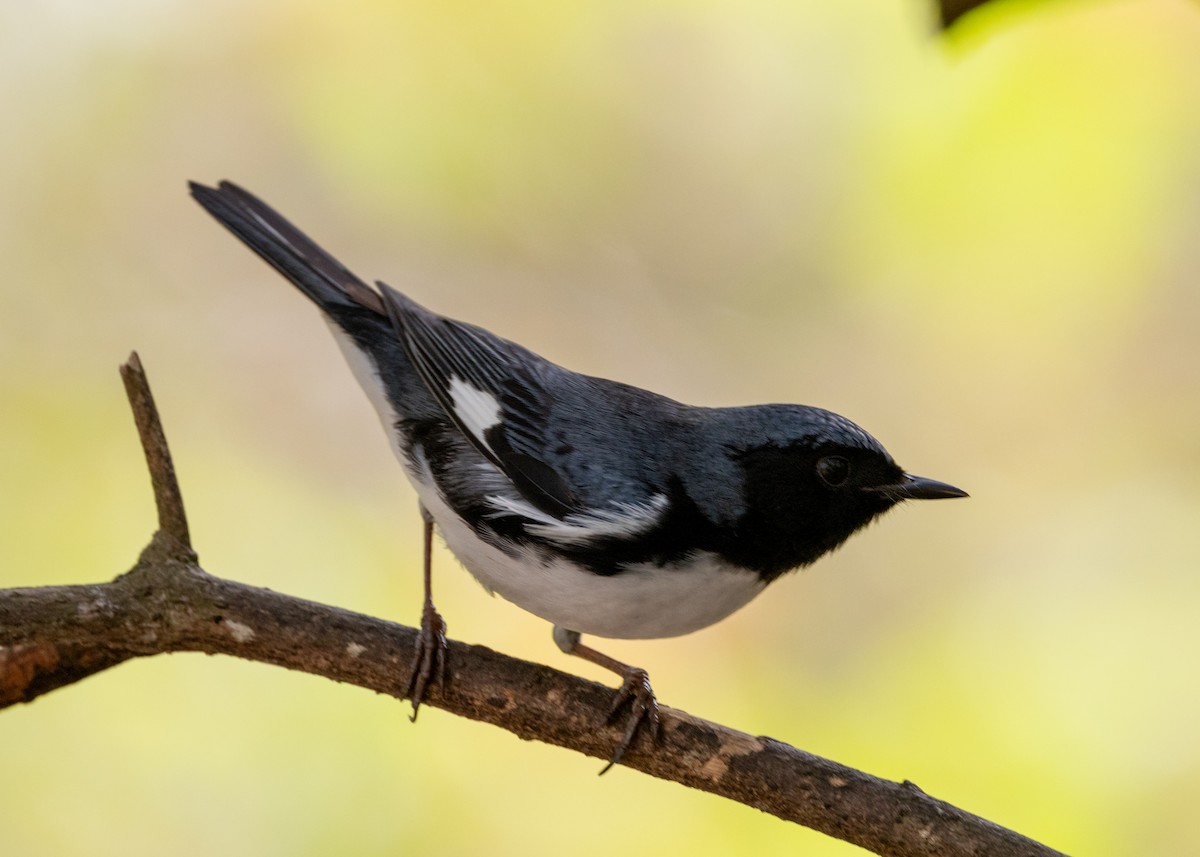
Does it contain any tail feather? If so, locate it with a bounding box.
[189,181,385,315]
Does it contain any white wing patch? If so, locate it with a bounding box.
[487,493,669,546]
[448,375,502,454]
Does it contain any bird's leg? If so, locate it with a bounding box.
[553,626,662,774]
[404,505,447,720]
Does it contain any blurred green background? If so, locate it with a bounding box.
[3,0,1199,854]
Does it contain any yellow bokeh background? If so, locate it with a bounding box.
[3,1,1199,854]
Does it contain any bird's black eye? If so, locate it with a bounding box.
[816,455,850,487]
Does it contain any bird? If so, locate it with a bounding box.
[189,180,967,771]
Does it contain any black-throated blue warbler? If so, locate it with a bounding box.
[190,180,967,770]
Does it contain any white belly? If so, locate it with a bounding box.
[420,481,765,639]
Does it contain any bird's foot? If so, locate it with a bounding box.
[404,601,448,721]
[600,666,662,774]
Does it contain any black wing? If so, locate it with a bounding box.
[378,283,578,518]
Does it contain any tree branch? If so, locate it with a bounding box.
[0,355,1066,857]
[119,351,192,553]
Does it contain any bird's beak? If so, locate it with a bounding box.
[869,474,969,501]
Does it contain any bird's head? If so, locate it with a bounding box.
[714,405,966,579]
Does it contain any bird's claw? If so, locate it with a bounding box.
[600,667,662,774]
[404,602,448,721]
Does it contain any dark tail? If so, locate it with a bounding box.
[189,181,385,316]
